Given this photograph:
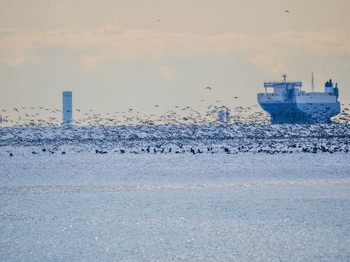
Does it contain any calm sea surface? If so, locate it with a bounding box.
[1,153,350,261]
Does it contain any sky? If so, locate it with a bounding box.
[0,0,349,123]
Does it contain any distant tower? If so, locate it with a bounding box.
[217,107,229,123]
[62,91,72,126]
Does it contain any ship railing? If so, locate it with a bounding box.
[298,92,334,97]
[258,93,285,99]
[264,81,302,88]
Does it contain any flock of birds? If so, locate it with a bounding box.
[0,104,272,127]
[1,120,350,157]
[1,100,350,127]
[1,85,350,157]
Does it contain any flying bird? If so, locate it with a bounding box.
[285,10,290,13]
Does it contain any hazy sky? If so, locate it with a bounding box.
[0,0,349,120]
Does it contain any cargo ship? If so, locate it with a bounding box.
[257,74,340,124]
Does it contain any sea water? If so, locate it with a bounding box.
[1,153,350,261]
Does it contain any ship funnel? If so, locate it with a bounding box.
[324,79,333,93]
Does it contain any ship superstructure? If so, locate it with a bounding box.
[257,74,340,124]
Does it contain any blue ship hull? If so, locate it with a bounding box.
[259,102,340,124]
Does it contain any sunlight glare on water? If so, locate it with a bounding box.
[1,153,350,261]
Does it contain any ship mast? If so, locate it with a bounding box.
[282,73,287,82]
[311,72,315,91]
